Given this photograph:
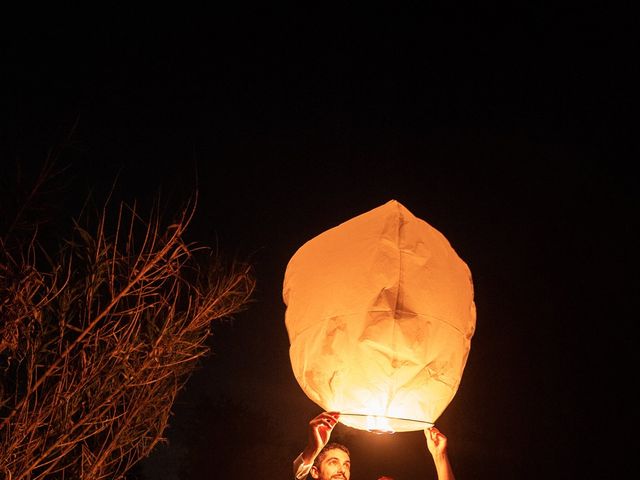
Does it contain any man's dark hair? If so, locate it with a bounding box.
[313,442,350,469]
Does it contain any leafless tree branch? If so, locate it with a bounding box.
[1,166,255,479]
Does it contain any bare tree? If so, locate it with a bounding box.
[0,162,255,479]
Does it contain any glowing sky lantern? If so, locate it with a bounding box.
[283,200,476,433]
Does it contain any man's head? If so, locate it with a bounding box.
[310,442,351,480]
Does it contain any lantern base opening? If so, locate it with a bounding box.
[338,413,434,434]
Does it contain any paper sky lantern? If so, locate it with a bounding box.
[283,200,476,432]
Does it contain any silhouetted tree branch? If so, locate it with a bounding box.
[0,161,255,479]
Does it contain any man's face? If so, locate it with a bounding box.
[310,448,351,480]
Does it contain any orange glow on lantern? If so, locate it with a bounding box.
[283,200,475,433]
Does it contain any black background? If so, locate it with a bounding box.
[2,7,636,479]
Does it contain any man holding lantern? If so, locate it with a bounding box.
[293,411,456,480]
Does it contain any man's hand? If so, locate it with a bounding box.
[425,426,448,457]
[424,426,456,480]
[302,411,340,463]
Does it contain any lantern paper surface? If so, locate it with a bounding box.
[283,200,476,432]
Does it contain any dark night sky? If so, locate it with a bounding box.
[1,8,636,480]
